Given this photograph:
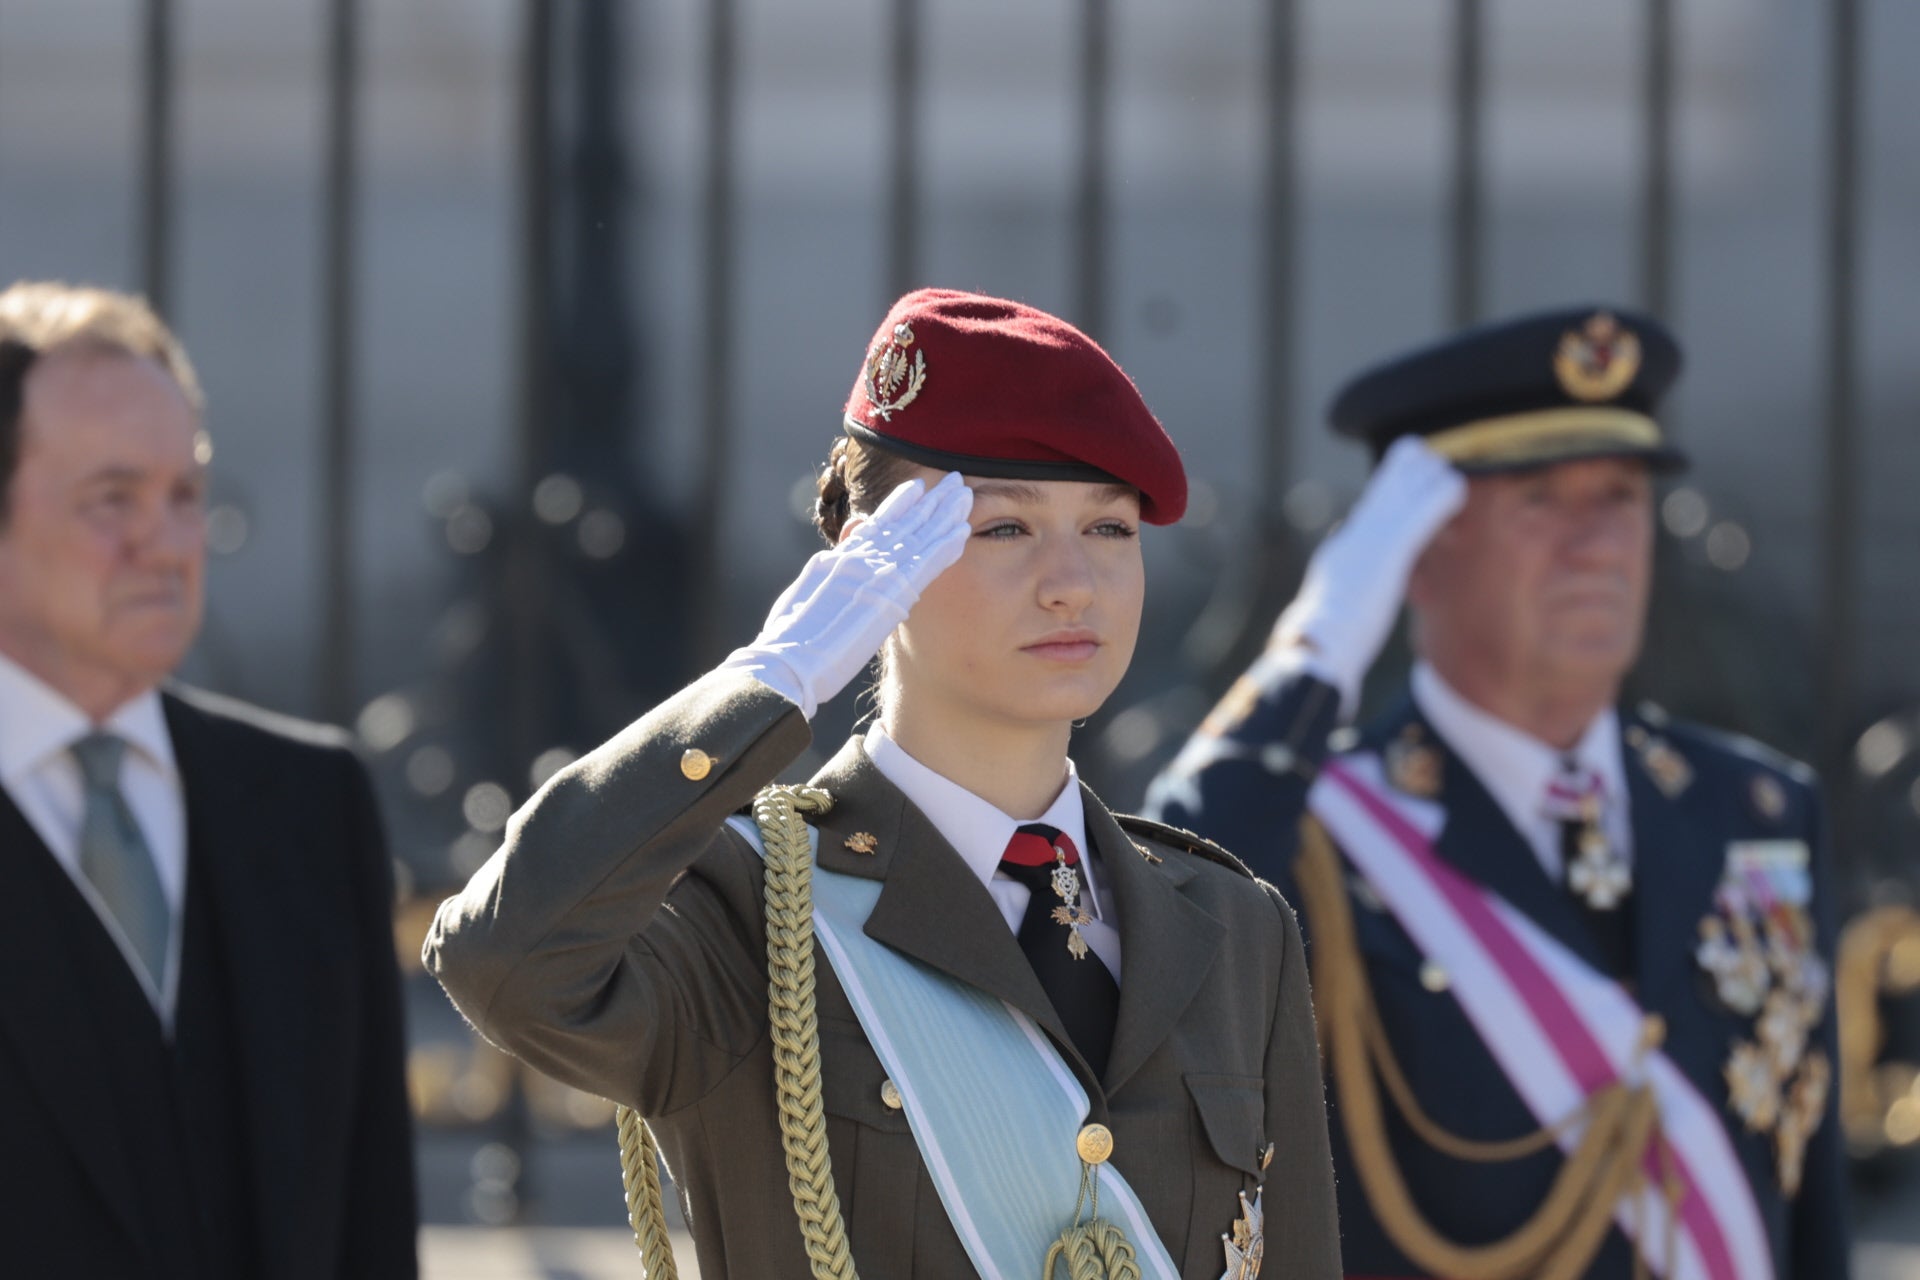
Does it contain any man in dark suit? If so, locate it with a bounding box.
[0,281,418,1278]
[1147,306,1849,1278]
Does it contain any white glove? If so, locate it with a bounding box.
[1271,437,1467,713]
[719,472,974,718]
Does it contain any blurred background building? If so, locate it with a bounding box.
[3,0,1918,1274]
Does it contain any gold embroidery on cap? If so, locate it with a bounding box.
[1553,312,1642,403]
[863,322,929,421]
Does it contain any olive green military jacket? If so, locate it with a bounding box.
[425,670,1340,1279]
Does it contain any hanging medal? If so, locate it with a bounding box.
[1048,848,1095,960]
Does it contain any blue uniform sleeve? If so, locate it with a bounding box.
[1141,657,1344,898]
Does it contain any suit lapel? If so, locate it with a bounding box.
[1623,720,1724,1087]
[1382,701,1609,973]
[807,740,1078,1066]
[163,695,338,1274]
[0,788,148,1245]
[1082,788,1221,1096]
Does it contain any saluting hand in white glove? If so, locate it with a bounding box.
[1272,437,1467,712]
[721,472,974,719]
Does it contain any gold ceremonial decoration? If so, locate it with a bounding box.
[1565,798,1631,911]
[862,322,928,421]
[1076,1123,1115,1165]
[1048,847,1096,961]
[1294,818,1682,1280]
[844,831,879,855]
[1425,407,1661,467]
[1221,1187,1266,1280]
[679,748,715,781]
[880,1079,904,1111]
[1553,312,1642,402]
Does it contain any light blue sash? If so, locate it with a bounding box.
[727,816,1181,1280]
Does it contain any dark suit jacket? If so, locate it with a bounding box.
[426,669,1343,1279]
[0,685,418,1279]
[1145,670,1850,1279]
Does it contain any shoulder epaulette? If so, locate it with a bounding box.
[1115,814,1255,880]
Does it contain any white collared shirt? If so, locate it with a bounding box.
[1410,662,1633,883]
[0,650,187,1024]
[863,721,1122,979]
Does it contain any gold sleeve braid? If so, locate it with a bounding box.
[1294,817,1682,1280]
[616,785,1145,1279]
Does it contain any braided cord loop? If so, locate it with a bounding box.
[615,1104,679,1277]
[757,784,861,1279]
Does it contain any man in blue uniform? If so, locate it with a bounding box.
[1147,306,1848,1279]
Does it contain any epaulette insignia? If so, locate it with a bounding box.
[1115,815,1252,879]
[1385,724,1442,799]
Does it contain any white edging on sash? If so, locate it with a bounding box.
[1307,759,1772,1280]
[726,815,1182,1280]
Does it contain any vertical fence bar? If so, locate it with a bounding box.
[1260,0,1299,513]
[1447,0,1483,329]
[689,0,736,666]
[1073,0,1109,338]
[885,0,921,300]
[138,0,175,313]
[317,0,360,723]
[1819,0,1861,802]
[1639,0,1675,323]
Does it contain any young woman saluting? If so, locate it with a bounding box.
[426,289,1339,1280]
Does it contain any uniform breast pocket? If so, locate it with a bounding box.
[816,1016,922,1275]
[1186,1073,1266,1255]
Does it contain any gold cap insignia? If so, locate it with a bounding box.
[1553,312,1642,403]
[863,322,929,421]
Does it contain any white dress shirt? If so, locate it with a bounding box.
[863,721,1122,980]
[0,650,187,1024]
[1410,662,1633,883]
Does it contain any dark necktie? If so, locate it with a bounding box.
[1544,762,1634,980]
[998,823,1119,1079]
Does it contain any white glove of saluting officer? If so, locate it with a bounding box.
[721,472,974,719]
[1271,436,1467,713]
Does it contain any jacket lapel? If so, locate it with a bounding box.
[163,694,340,1275]
[807,739,1076,1064]
[1377,700,1609,973]
[1082,788,1221,1096]
[1622,720,1724,1088]
[0,788,148,1246]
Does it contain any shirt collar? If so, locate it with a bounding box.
[0,649,177,784]
[863,721,1091,897]
[1410,661,1624,827]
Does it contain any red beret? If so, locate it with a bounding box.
[842,288,1187,524]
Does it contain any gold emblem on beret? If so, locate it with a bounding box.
[844,831,879,855]
[1553,312,1642,403]
[863,322,929,421]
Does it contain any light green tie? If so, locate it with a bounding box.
[70,732,171,995]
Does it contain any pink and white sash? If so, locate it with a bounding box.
[1309,756,1771,1280]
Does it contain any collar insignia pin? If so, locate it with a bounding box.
[844,832,878,855]
[1386,727,1442,799]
